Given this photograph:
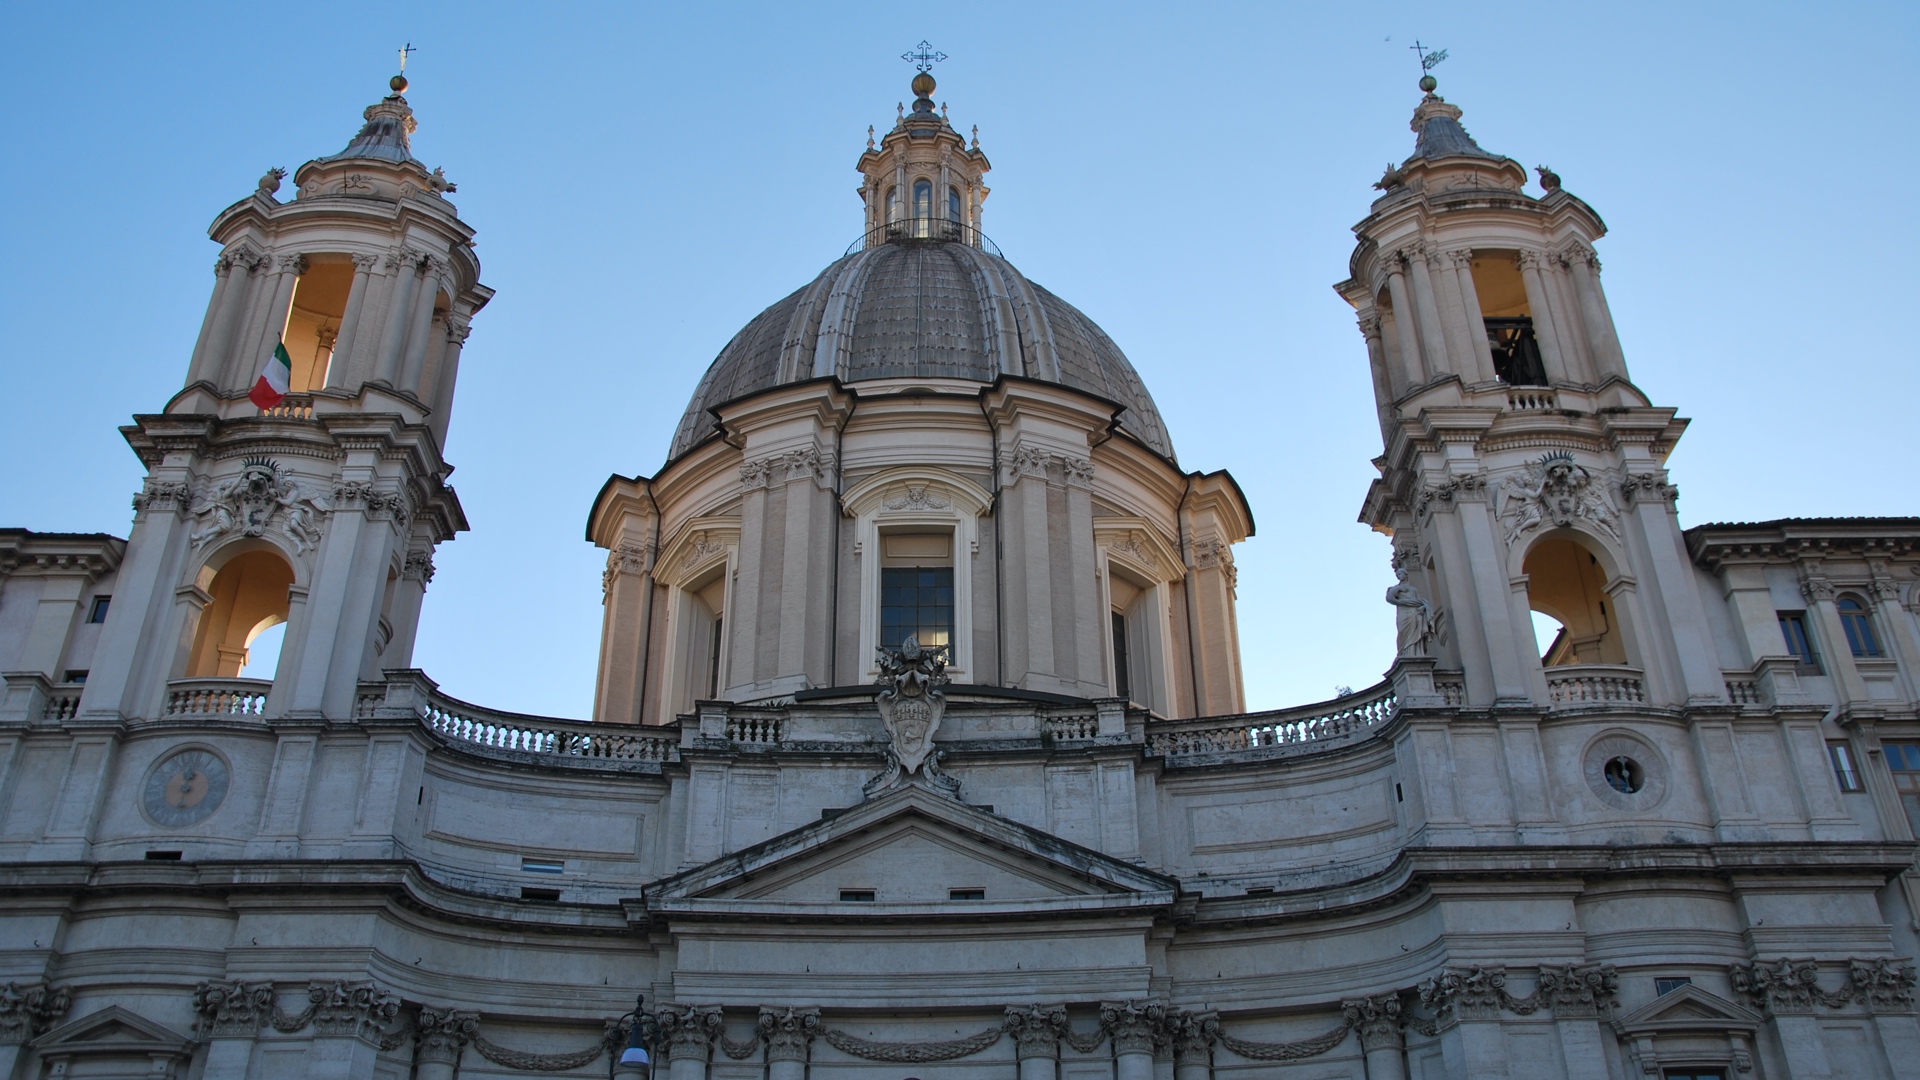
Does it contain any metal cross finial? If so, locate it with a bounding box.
[902,41,947,73]
[398,42,418,72]
[1409,40,1447,73]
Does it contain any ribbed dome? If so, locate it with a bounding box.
[669,239,1175,460]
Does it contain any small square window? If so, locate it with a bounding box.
[1654,976,1692,996]
[949,888,985,901]
[521,857,565,875]
[1829,742,1863,792]
[62,670,88,685]
[145,850,183,861]
[839,889,876,902]
[87,596,111,624]
[520,887,562,902]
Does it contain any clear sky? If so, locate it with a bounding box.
[2,2,1915,718]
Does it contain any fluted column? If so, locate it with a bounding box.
[1345,996,1407,1080]
[372,250,422,385]
[1515,251,1574,382]
[1563,244,1628,382]
[1381,256,1425,387]
[1101,1000,1164,1080]
[326,253,380,389]
[413,1007,478,1080]
[758,1007,817,1080]
[1404,243,1454,376]
[1447,248,1499,384]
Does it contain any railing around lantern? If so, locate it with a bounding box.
[1543,665,1646,708]
[377,677,679,765]
[164,678,272,719]
[259,394,315,420]
[1144,682,1398,763]
[844,219,1003,258]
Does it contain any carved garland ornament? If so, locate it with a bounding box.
[1003,444,1093,487]
[1414,963,1621,1025]
[741,448,831,490]
[1730,957,1916,1015]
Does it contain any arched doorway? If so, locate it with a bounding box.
[1522,534,1626,666]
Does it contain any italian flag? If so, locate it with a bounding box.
[249,340,292,409]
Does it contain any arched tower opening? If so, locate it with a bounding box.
[1522,534,1625,667]
[1468,250,1547,386]
[185,547,296,678]
[281,256,354,392]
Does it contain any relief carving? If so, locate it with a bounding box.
[741,448,830,490]
[132,479,192,515]
[882,484,950,511]
[306,980,402,1041]
[1494,453,1618,545]
[189,458,332,555]
[0,982,72,1045]
[757,1007,819,1063]
[192,980,275,1038]
[413,1006,478,1066]
[867,636,959,798]
[1620,472,1679,507]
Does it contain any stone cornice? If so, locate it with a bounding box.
[0,531,124,581]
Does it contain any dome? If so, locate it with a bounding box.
[669,238,1175,460]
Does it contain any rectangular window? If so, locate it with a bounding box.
[707,617,724,698]
[1777,612,1820,673]
[1663,1072,1726,1080]
[87,596,111,623]
[1111,611,1131,699]
[62,670,88,685]
[1887,741,1920,835]
[880,566,953,652]
[948,888,985,901]
[521,858,565,875]
[1654,976,1692,996]
[838,889,876,902]
[520,887,562,902]
[1829,742,1863,792]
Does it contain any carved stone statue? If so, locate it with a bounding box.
[257,167,286,198]
[427,166,457,194]
[867,636,960,797]
[1385,563,1435,656]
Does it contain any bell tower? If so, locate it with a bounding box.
[80,69,489,724]
[1339,71,1724,710]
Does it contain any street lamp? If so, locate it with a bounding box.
[613,995,657,1079]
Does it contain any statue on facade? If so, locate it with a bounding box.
[1385,563,1435,656]
[866,636,960,798]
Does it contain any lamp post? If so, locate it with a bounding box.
[613,995,658,1080]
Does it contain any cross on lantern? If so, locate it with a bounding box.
[902,41,947,73]
[1409,40,1447,73]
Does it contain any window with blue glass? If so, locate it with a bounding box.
[948,186,962,223]
[1837,595,1883,657]
[880,567,953,652]
[1888,741,1920,835]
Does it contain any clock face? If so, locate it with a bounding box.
[142,749,230,828]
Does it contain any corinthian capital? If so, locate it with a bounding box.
[757,1007,819,1063]
[1099,999,1166,1055]
[1341,994,1403,1052]
[414,1006,479,1065]
[1003,1004,1066,1060]
[656,1003,724,1055]
[0,982,72,1045]
[277,253,310,275]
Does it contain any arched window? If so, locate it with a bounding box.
[912,180,933,237]
[1522,535,1626,666]
[186,548,295,679]
[1837,595,1883,657]
[885,185,899,225]
[948,186,962,224]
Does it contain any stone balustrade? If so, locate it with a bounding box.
[1044,712,1100,741]
[1543,665,1645,707]
[42,685,82,721]
[164,678,272,718]
[1506,388,1558,411]
[368,671,679,766]
[258,394,315,420]
[1144,682,1397,763]
[1724,674,1769,708]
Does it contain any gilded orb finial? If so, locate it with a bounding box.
[912,70,936,99]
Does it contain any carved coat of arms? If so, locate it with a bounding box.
[867,636,960,797]
[188,458,331,555]
[1495,452,1618,545]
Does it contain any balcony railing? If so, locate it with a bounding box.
[367,673,679,765]
[1144,681,1398,763]
[165,678,272,719]
[1544,665,1645,707]
[845,219,1003,258]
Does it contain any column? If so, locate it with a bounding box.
[302,981,402,1080]
[412,1007,478,1080]
[758,1007,817,1080]
[1167,1008,1217,1080]
[1344,996,1407,1080]
[1006,1005,1064,1080]
[1381,257,1426,387]
[398,258,443,397]
[193,981,274,1080]
[1447,249,1500,384]
[186,256,239,385]
[382,549,434,669]
[427,316,472,444]
[325,254,380,389]
[1100,1001,1163,1080]
[1515,252,1574,383]
[1404,244,1454,376]
[225,253,282,389]
[1358,315,1395,436]
[1563,245,1628,382]
[659,1004,721,1080]
[1802,574,1871,702]
[200,253,259,391]
[250,254,306,386]
[276,477,398,720]
[1719,563,1791,662]
[1621,485,1726,704]
[372,250,421,385]
[1430,248,1484,382]
[595,537,655,724]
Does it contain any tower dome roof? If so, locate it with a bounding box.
[669,237,1175,461]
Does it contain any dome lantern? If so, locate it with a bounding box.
[856,66,990,250]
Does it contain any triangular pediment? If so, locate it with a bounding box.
[1613,985,1760,1035]
[641,781,1178,919]
[32,1005,194,1056]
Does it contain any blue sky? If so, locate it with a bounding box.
[2,2,1915,717]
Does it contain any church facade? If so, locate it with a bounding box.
[1,62,1918,1080]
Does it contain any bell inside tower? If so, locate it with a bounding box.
[1469,253,1547,386]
